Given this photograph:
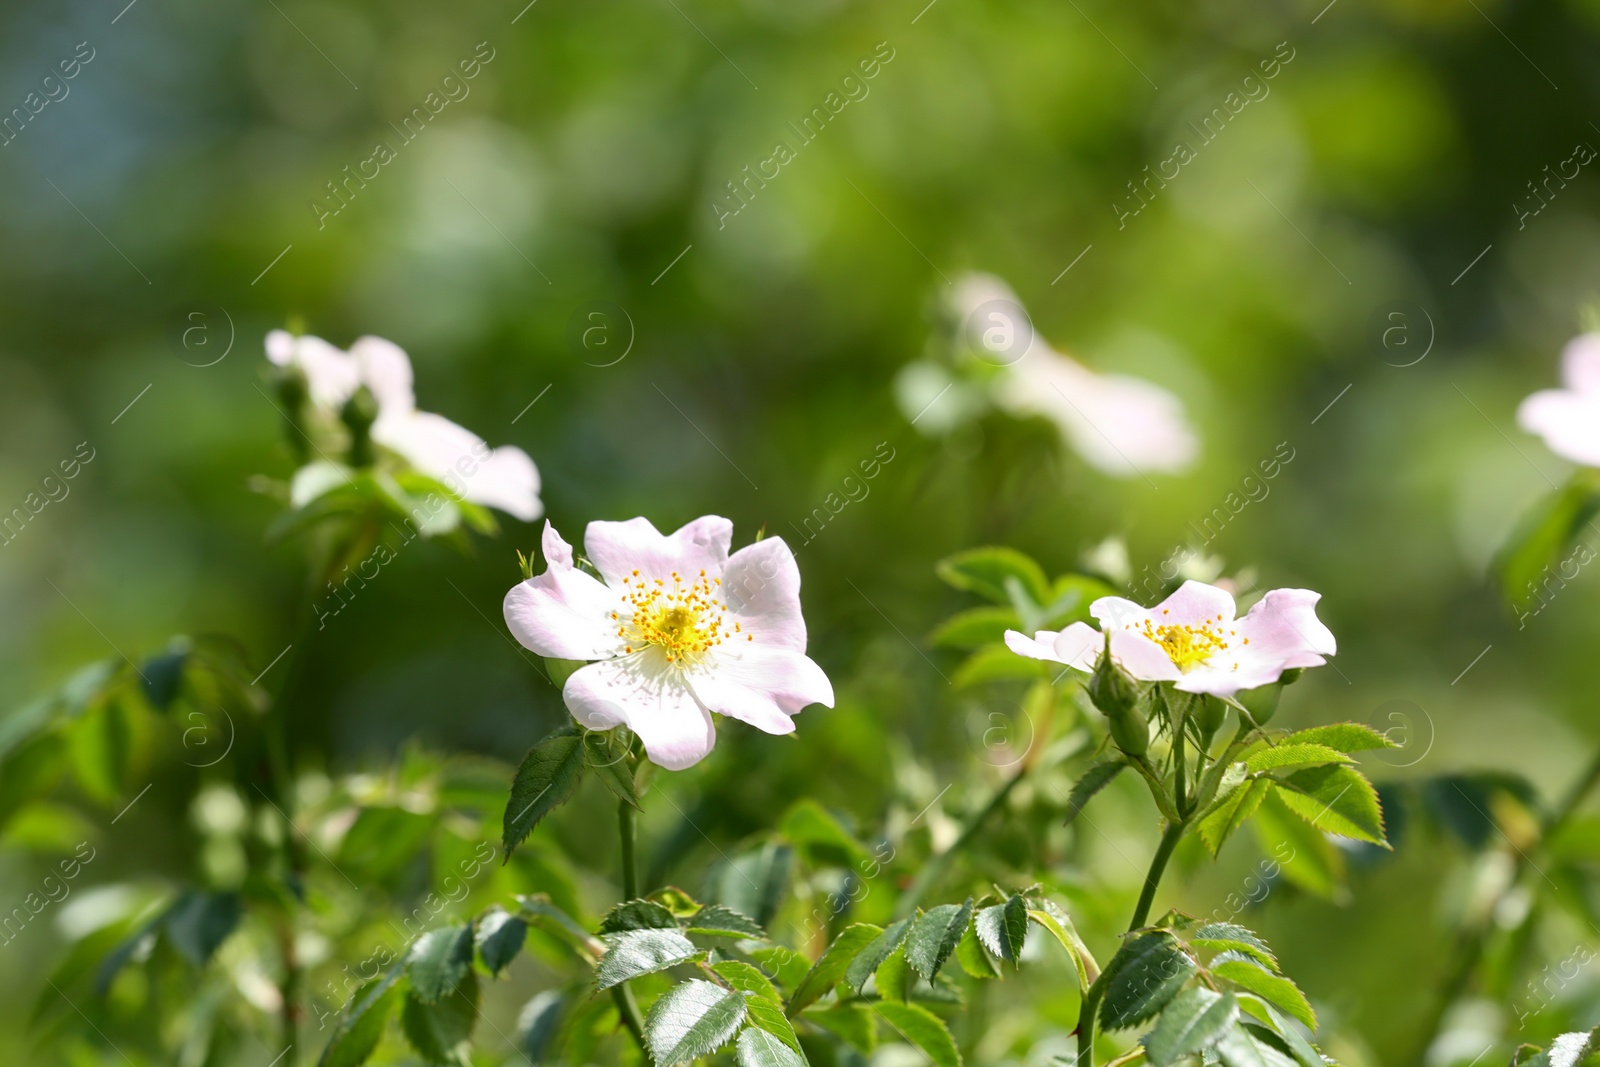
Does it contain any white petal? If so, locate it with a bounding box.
[1518,388,1600,467]
[540,518,575,569]
[1150,580,1237,628]
[273,333,361,410]
[372,411,542,521]
[584,515,733,587]
[503,522,626,660]
[350,335,416,415]
[1005,628,1066,662]
[289,461,351,508]
[266,329,294,366]
[1088,595,1151,632]
[467,446,542,522]
[722,537,806,652]
[564,655,716,771]
[1562,332,1600,393]
[1052,623,1104,670]
[1236,588,1336,663]
[689,643,833,733]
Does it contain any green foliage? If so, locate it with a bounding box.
[644,980,748,1066]
[1142,988,1239,1067]
[1098,932,1197,1030]
[503,725,588,855]
[905,900,973,981]
[873,1001,963,1067]
[593,928,701,990]
[787,923,881,1014]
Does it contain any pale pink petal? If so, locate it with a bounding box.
[273,334,361,409]
[689,643,832,733]
[1236,589,1336,665]
[722,537,806,652]
[350,335,416,415]
[1052,622,1104,670]
[1005,629,1067,662]
[266,329,295,366]
[1561,333,1600,393]
[466,446,542,522]
[1150,581,1237,628]
[564,655,716,770]
[1173,658,1283,698]
[1518,389,1600,467]
[372,411,541,520]
[584,515,734,587]
[503,522,626,660]
[1108,629,1184,682]
[1088,596,1150,632]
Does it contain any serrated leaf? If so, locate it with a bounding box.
[594,928,700,990]
[408,924,474,1003]
[474,907,527,976]
[737,1025,807,1067]
[749,945,810,994]
[806,1004,876,1053]
[600,899,680,933]
[584,732,640,810]
[1280,723,1397,753]
[1098,931,1197,1031]
[503,725,586,855]
[317,964,404,1067]
[974,895,1028,964]
[845,917,911,993]
[1243,744,1353,774]
[955,920,999,979]
[1065,759,1127,825]
[401,970,479,1066]
[644,980,747,1066]
[788,923,881,1014]
[1026,899,1099,989]
[1191,923,1276,969]
[928,606,1022,649]
[1215,1022,1272,1067]
[1143,988,1239,1067]
[1252,791,1344,900]
[1273,765,1388,846]
[874,1000,963,1067]
[905,900,973,981]
[743,993,803,1054]
[686,904,766,939]
[936,546,1050,605]
[1199,779,1272,858]
[713,960,783,1004]
[1211,953,1316,1031]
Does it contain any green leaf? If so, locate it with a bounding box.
[503,724,587,855]
[686,904,767,939]
[1496,470,1600,606]
[163,890,240,967]
[584,732,640,810]
[1273,765,1388,846]
[928,606,1022,649]
[1198,776,1270,858]
[514,990,565,1062]
[974,895,1029,964]
[952,644,1047,688]
[788,923,881,1014]
[1215,1022,1272,1067]
[954,920,999,979]
[1191,923,1276,969]
[1097,931,1197,1031]
[401,970,479,1066]
[518,894,602,961]
[743,994,803,1055]
[905,900,973,982]
[1211,953,1316,1031]
[936,546,1050,605]
[1065,759,1126,825]
[1142,988,1239,1067]
[749,945,810,994]
[1243,744,1353,774]
[780,799,869,866]
[874,947,913,1002]
[806,1004,876,1053]
[737,1026,808,1067]
[339,806,436,881]
[474,907,527,976]
[644,980,748,1066]
[844,916,911,993]
[600,899,680,933]
[713,960,783,1004]
[708,842,793,927]
[70,700,131,804]
[1252,790,1344,900]
[594,927,700,990]
[140,649,188,712]
[408,924,474,1003]
[317,964,405,1067]
[873,1000,963,1067]
[1026,899,1099,989]
[1280,723,1397,753]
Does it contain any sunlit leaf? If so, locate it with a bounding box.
[644,980,747,1066]
[1142,988,1238,1067]
[503,725,586,855]
[593,928,700,990]
[874,1000,962,1067]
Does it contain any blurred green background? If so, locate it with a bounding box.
[5,0,1600,1063]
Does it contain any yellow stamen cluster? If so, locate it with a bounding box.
[615,569,746,664]
[1129,611,1238,672]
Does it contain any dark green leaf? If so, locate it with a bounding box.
[644,979,747,1066]
[163,890,240,967]
[474,907,527,976]
[1198,778,1272,858]
[935,546,1050,605]
[845,917,911,993]
[514,990,565,1062]
[1280,723,1397,753]
[737,1026,808,1067]
[685,904,766,939]
[905,900,972,981]
[600,899,679,933]
[974,895,1028,964]
[401,969,479,1066]
[748,945,810,994]
[1191,923,1276,969]
[927,605,1022,649]
[317,964,404,1067]
[1098,931,1196,1031]
[1215,1022,1271,1067]
[873,1000,963,1067]
[594,928,700,990]
[140,649,188,711]
[407,924,474,1003]
[1496,470,1600,607]
[1143,988,1239,1067]
[503,725,586,855]
[788,923,881,1014]
[1065,759,1126,825]
[1211,952,1316,1031]
[1274,765,1388,847]
[584,732,640,810]
[874,948,912,1002]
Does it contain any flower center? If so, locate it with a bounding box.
[615,570,748,665]
[1133,614,1235,672]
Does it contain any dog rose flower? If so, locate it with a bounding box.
[1005,579,1335,699]
[503,517,834,770]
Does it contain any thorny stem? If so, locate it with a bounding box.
[612,798,648,1054]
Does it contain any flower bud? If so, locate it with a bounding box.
[273,364,311,465]
[1194,694,1228,738]
[1107,703,1150,757]
[341,386,380,468]
[1088,640,1148,757]
[1237,683,1282,725]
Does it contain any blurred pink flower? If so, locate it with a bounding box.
[503,517,834,770]
[1518,332,1600,467]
